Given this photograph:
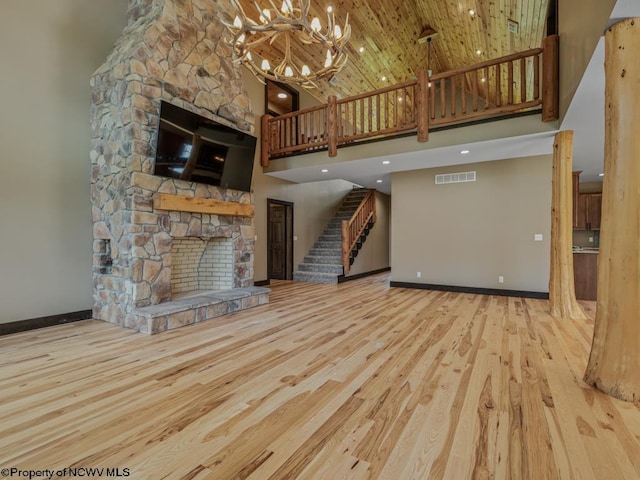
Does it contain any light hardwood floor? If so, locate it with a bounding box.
[1,274,640,479]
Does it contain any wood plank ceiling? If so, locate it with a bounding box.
[234,0,552,103]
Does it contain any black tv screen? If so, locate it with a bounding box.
[153,102,256,192]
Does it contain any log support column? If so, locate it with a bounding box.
[585,18,640,402]
[549,130,586,319]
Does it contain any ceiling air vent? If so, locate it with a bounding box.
[435,171,476,185]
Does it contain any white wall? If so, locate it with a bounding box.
[391,155,552,292]
[0,1,127,323]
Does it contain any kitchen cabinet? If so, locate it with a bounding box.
[574,252,598,300]
[577,192,602,230]
[572,172,581,229]
[586,192,602,230]
[572,172,602,230]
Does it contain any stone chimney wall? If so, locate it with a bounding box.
[90,0,256,328]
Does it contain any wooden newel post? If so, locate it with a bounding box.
[341,220,349,275]
[261,114,272,167]
[327,95,338,157]
[549,130,586,320]
[416,70,430,142]
[585,18,640,402]
[542,34,559,122]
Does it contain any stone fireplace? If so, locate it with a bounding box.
[89,0,268,334]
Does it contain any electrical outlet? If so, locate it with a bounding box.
[498,276,504,284]
[589,236,594,243]
[417,272,421,278]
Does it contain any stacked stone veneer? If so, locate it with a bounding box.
[90,0,267,333]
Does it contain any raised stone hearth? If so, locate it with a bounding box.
[132,286,269,334]
[89,0,267,333]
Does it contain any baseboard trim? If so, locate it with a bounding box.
[338,267,391,283]
[0,310,92,336]
[389,281,549,299]
[254,279,271,286]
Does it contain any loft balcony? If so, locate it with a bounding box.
[260,35,559,167]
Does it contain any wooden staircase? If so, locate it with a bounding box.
[293,188,375,284]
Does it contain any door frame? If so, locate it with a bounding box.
[267,198,294,280]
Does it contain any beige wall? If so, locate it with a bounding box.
[558,0,616,122]
[0,0,127,323]
[243,69,391,281]
[391,155,552,292]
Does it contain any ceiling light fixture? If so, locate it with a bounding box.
[460,149,470,154]
[381,75,387,82]
[225,0,351,88]
[321,169,329,173]
[469,9,476,16]
[376,180,383,183]
[382,160,390,164]
[358,46,365,53]
[476,49,482,55]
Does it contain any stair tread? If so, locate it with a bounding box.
[298,262,343,267]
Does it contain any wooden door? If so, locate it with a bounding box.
[267,199,293,280]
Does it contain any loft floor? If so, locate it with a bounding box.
[1,274,638,479]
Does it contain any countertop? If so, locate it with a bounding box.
[573,247,599,254]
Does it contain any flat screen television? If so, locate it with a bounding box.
[153,101,256,192]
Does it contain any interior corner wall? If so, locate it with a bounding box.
[0,0,128,323]
[558,0,616,123]
[348,191,390,277]
[391,155,552,292]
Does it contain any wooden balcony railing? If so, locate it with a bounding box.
[341,189,376,275]
[261,35,559,167]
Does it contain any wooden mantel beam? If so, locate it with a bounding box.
[153,194,254,217]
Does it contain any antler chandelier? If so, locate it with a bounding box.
[225,0,351,88]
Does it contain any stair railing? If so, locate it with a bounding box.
[341,190,376,275]
[260,34,559,166]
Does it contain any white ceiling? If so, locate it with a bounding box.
[267,0,639,195]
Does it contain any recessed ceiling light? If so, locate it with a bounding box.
[381,75,387,82]
[476,49,482,55]
[480,77,486,82]
[376,180,383,183]
[460,149,470,154]
[326,5,333,13]
[277,92,288,99]
[321,169,328,173]
[599,173,605,177]
[469,9,476,16]
[382,160,390,165]
[398,97,403,102]
[359,46,365,53]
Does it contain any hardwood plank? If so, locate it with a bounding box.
[0,274,639,479]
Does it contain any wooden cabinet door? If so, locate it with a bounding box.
[574,253,598,300]
[576,194,588,230]
[588,193,602,230]
[572,172,581,229]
